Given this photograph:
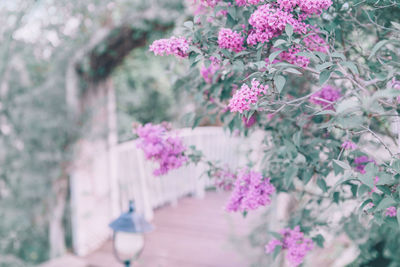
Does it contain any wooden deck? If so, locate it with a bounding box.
[84,191,264,267]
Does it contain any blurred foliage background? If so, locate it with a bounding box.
[0,0,188,265]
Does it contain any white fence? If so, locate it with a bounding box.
[115,127,253,220]
[70,126,261,256]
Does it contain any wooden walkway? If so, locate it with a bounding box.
[84,191,263,267]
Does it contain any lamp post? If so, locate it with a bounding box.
[109,201,153,267]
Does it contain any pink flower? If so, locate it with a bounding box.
[149,37,189,58]
[265,239,283,253]
[354,156,374,174]
[386,206,397,217]
[265,226,314,267]
[247,4,307,45]
[309,85,341,110]
[341,140,357,150]
[277,0,332,16]
[242,113,257,128]
[218,28,245,53]
[136,123,187,176]
[236,0,264,6]
[390,78,400,103]
[303,32,329,53]
[279,46,310,67]
[229,79,268,113]
[226,168,275,212]
[196,0,221,7]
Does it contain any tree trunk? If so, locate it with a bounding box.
[49,176,68,258]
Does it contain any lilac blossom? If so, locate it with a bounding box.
[226,168,275,212]
[228,79,268,113]
[386,206,397,217]
[136,123,187,176]
[265,226,314,267]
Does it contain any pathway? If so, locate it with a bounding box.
[84,191,263,267]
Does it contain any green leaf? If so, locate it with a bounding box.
[333,160,351,170]
[368,40,389,60]
[336,98,359,114]
[333,191,340,204]
[285,23,293,37]
[296,51,319,61]
[358,184,370,196]
[302,169,313,185]
[316,62,333,72]
[341,61,359,75]
[273,245,282,260]
[359,199,373,211]
[274,75,286,93]
[273,39,287,47]
[376,173,394,185]
[376,196,396,211]
[292,131,301,147]
[253,61,266,69]
[269,231,282,239]
[183,21,194,29]
[331,52,346,60]
[392,160,400,174]
[314,51,327,61]
[317,178,328,192]
[397,209,400,229]
[284,165,298,187]
[234,51,251,58]
[227,6,237,20]
[319,70,331,85]
[269,50,283,63]
[283,68,302,75]
[312,234,325,248]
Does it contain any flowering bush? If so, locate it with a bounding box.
[226,168,275,212]
[265,226,314,267]
[135,123,187,175]
[147,0,400,265]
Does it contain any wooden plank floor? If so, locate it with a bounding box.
[85,191,264,267]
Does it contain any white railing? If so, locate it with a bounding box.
[70,126,263,256]
[115,127,255,220]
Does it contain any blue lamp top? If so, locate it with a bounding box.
[109,201,153,233]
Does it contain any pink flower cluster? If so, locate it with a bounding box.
[228,79,268,113]
[218,28,245,52]
[341,140,357,150]
[236,0,264,6]
[309,85,341,109]
[196,0,221,7]
[149,37,189,58]
[265,226,314,267]
[279,47,310,67]
[277,0,332,17]
[136,123,187,176]
[266,30,328,67]
[247,4,307,45]
[386,206,397,217]
[354,156,375,174]
[303,33,329,53]
[226,168,275,212]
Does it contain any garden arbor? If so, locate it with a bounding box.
[64,20,175,256]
